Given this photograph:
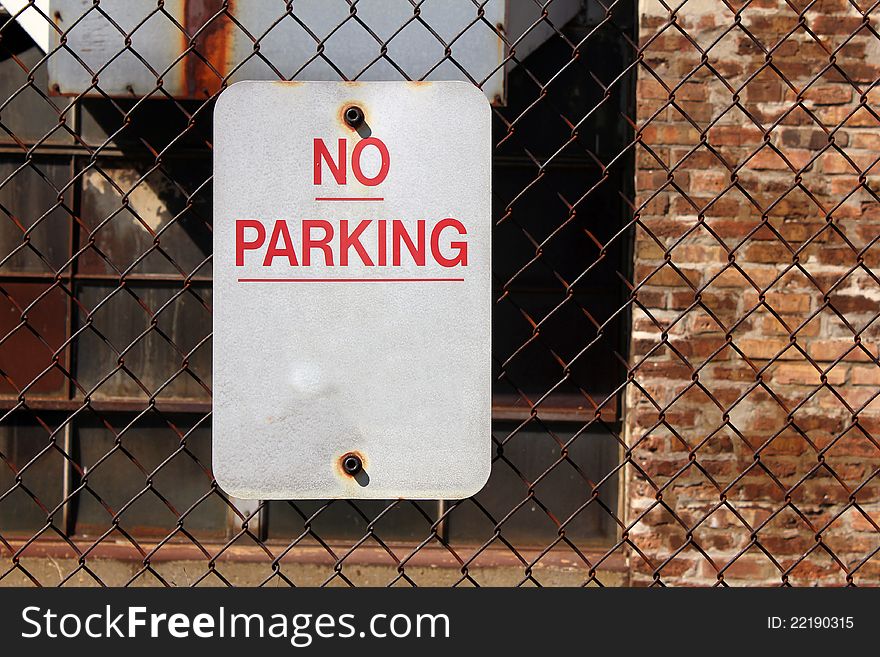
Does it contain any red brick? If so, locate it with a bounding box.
[736,338,791,360]
[808,15,869,35]
[707,124,763,147]
[640,123,702,145]
[746,80,783,103]
[748,147,814,171]
[852,366,880,385]
[851,133,880,151]
[771,362,847,385]
[807,84,853,105]
[810,339,876,361]
[851,511,880,532]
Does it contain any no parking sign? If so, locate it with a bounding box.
[213,81,492,499]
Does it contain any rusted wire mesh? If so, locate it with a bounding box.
[1,0,879,586]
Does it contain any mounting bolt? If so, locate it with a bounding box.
[344,105,364,129]
[342,453,363,476]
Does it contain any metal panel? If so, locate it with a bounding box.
[44,0,580,104]
[0,282,68,397]
[212,81,492,499]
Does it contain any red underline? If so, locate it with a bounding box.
[238,277,465,283]
[314,197,384,202]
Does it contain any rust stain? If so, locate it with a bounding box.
[336,450,368,478]
[494,19,507,106]
[405,81,437,96]
[496,22,506,62]
[183,0,235,98]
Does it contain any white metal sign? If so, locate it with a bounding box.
[213,81,491,499]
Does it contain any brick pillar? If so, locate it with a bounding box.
[627,0,880,584]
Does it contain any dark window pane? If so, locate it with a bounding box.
[496,22,634,164]
[74,283,211,400]
[447,423,619,544]
[0,419,66,534]
[492,166,625,288]
[0,158,72,274]
[494,290,624,406]
[78,163,212,277]
[80,99,213,153]
[74,414,223,538]
[268,500,437,544]
[0,20,74,146]
[0,282,68,397]
[491,35,632,406]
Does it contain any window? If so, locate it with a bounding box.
[0,4,633,548]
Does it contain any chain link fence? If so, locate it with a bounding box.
[0,0,878,586]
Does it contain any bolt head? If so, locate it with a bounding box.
[344,106,364,128]
[342,454,362,475]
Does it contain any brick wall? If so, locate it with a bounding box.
[627,0,880,584]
